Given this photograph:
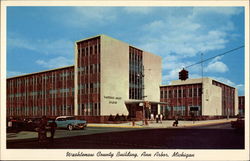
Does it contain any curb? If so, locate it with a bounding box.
[180,119,234,128]
[87,124,144,128]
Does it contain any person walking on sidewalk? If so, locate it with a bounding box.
[156,114,159,123]
[49,119,57,142]
[38,116,48,143]
[173,118,179,127]
[159,114,163,123]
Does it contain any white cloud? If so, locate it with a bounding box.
[36,56,74,69]
[235,84,245,95]
[8,37,36,50]
[210,76,244,95]
[193,7,243,16]
[8,35,73,56]
[138,7,243,88]
[204,61,229,73]
[7,71,27,78]
[63,7,117,27]
[140,20,227,57]
[123,7,153,14]
[137,7,243,58]
[212,77,234,87]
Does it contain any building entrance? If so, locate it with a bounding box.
[126,104,143,121]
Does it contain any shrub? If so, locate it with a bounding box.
[108,114,114,121]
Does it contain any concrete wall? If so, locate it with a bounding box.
[100,35,129,116]
[143,51,162,103]
[202,78,222,116]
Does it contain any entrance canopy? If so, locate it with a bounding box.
[125,100,168,120]
[125,100,168,106]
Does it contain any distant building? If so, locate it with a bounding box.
[238,96,245,116]
[160,78,238,118]
[7,35,162,122]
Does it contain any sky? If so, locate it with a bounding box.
[7,6,245,95]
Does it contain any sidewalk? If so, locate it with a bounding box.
[146,118,236,128]
[87,118,236,128]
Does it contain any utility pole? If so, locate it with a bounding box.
[201,53,203,116]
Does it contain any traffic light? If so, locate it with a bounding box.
[179,68,189,81]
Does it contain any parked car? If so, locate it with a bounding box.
[53,116,87,131]
[231,117,244,129]
[24,117,42,131]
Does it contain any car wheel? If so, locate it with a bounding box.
[67,124,73,131]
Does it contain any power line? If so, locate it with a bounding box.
[185,45,244,69]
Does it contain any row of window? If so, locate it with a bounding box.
[160,88,202,99]
[78,83,100,94]
[129,47,144,100]
[8,71,74,87]
[129,64,143,73]
[160,106,201,116]
[7,105,74,116]
[78,103,100,116]
[77,44,100,56]
[78,64,101,74]
[8,88,75,98]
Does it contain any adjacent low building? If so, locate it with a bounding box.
[160,78,238,119]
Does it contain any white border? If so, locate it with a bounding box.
[1,1,249,160]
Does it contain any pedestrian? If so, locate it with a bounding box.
[160,114,163,123]
[156,114,159,123]
[38,116,48,143]
[49,119,57,142]
[7,117,13,128]
[150,113,154,121]
[173,118,178,127]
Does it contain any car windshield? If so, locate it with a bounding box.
[66,117,75,120]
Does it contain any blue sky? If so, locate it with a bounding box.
[7,6,245,95]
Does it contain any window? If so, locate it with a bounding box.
[189,89,192,97]
[160,91,164,98]
[178,89,182,98]
[183,89,186,97]
[174,89,177,98]
[164,91,168,98]
[198,88,202,96]
[169,90,172,98]
[193,88,197,97]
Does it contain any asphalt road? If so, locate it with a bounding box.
[7,122,244,149]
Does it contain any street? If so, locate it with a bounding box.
[7,122,244,149]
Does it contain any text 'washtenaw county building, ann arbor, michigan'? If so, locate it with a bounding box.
[6,35,241,122]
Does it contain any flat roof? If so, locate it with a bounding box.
[161,77,236,89]
[7,65,74,80]
[75,34,161,59]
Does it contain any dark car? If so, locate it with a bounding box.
[24,117,42,131]
[231,117,244,129]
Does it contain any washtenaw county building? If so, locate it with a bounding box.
[7,35,240,122]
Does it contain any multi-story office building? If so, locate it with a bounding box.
[6,35,241,122]
[160,78,238,118]
[7,35,162,122]
[7,66,75,117]
[238,96,245,116]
